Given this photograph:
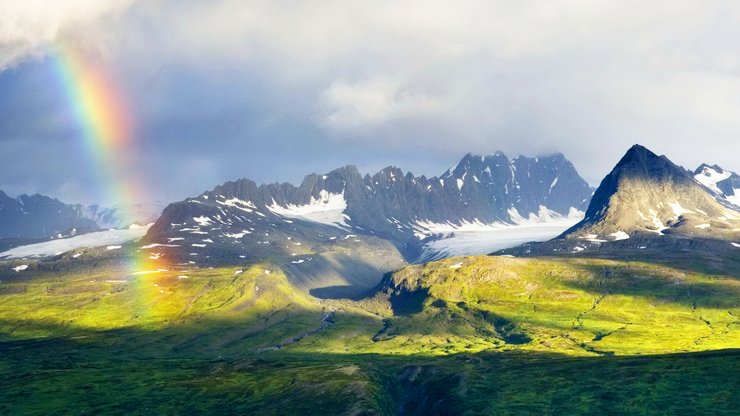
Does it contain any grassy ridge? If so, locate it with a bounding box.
[0,264,327,352]
[344,256,740,356]
[0,256,738,414]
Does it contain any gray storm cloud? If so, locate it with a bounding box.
[0,0,739,203]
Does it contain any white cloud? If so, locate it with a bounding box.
[320,77,444,130]
[0,0,137,68]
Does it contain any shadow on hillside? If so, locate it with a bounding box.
[1,250,739,414]
[0,318,738,415]
[501,236,740,277]
[309,285,366,299]
[288,253,405,300]
[574,249,740,277]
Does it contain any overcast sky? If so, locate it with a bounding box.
[1,0,739,205]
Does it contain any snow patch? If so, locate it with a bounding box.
[268,190,349,228]
[610,231,630,241]
[727,191,740,207]
[141,243,180,249]
[217,197,256,212]
[223,230,251,239]
[12,264,28,272]
[193,216,213,226]
[415,207,584,260]
[646,209,669,235]
[668,202,694,217]
[694,166,731,194]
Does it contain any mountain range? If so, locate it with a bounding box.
[1,143,738,414]
[0,192,164,244]
[0,191,100,240]
[4,145,738,295]
[142,152,593,296]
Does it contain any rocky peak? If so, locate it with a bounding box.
[694,163,725,176]
[562,144,739,242]
[693,163,740,207]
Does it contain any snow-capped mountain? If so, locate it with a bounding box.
[149,152,591,246]
[501,145,740,259]
[143,152,592,296]
[0,191,100,239]
[560,145,739,242]
[147,152,592,256]
[694,164,740,207]
[0,191,166,242]
[0,224,151,260]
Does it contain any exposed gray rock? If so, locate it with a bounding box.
[0,191,99,239]
[144,151,593,296]
[694,163,740,206]
[499,145,740,261]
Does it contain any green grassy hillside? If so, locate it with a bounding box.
[0,255,738,414]
[346,256,740,356]
[0,264,330,354]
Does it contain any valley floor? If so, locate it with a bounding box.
[2,342,737,415]
[0,256,738,414]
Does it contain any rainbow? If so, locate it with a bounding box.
[51,41,144,227]
[51,41,166,276]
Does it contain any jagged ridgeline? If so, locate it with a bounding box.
[0,191,100,239]
[144,152,592,295]
[147,152,591,253]
[0,191,163,241]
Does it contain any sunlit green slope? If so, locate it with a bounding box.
[0,255,738,414]
[330,255,739,356]
[0,264,329,354]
